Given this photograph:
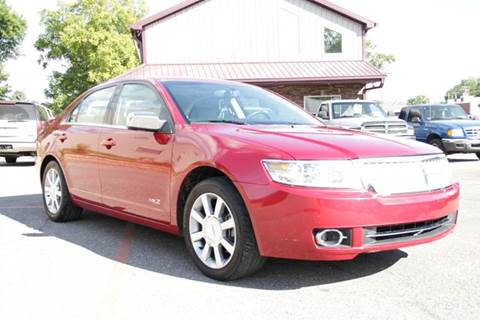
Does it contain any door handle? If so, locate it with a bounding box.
[53,131,67,142]
[101,138,117,149]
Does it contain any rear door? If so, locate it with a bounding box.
[97,82,174,223]
[56,86,117,204]
[0,102,38,143]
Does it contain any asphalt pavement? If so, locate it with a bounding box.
[0,155,479,319]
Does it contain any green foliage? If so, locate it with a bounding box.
[35,0,146,112]
[0,0,27,62]
[0,63,8,98]
[0,0,26,99]
[407,95,430,105]
[366,40,396,71]
[446,78,480,99]
[10,90,26,101]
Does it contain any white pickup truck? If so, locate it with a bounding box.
[0,100,54,164]
[313,100,415,139]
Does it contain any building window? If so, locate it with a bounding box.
[324,28,342,53]
[304,95,341,114]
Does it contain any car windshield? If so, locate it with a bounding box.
[428,105,468,120]
[331,102,387,119]
[163,81,320,125]
[0,103,36,121]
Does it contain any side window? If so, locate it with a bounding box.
[69,86,116,124]
[113,84,170,127]
[407,108,422,122]
[318,103,329,118]
[399,109,406,120]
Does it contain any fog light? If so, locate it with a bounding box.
[315,229,347,247]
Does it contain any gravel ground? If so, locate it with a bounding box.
[0,154,479,320]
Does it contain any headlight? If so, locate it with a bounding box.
[262,160,364,189]
[447,129,464,137]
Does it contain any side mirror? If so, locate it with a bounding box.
[318,110,329,120]
[126,112,168,132]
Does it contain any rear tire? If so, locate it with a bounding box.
[428,138,446,154]
[476,153,480,160]
[5,157,17,164]
[42,161,83,222]
[183,177,266,281]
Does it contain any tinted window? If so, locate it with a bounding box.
[69,86,116,124]
[0,103,36,121]
[113,84,170,126]
[164,81,319,125]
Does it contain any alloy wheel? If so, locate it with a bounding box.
[189,193,236,269]
[44,167,62,214]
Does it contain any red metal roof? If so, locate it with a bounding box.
[131,0,376,31]
[113,61,385,84]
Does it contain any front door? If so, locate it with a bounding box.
[97,83,174,223]
[57,86,117,204]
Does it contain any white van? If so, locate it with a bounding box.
[0,100,54,164]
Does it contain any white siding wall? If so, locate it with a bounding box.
[144,0,363,64]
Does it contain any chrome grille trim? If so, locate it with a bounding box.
[361,121,409,135]
[363,214,456,246]
[354,155,454,196]
[465,127,480,139]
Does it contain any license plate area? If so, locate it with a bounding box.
[0,144,13,150]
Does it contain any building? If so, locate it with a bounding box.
[122,0,385,113]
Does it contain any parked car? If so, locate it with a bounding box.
[0,100,54,164]
[37,79,459,280]
[314,100,415,139]
[399,104,480,159]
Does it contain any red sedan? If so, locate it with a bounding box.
[37,79,459,280]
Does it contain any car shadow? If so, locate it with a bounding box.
[0,161,36,167]
[0,193,407,290]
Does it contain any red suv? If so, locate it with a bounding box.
[37,79,459,280]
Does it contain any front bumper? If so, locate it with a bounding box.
[442,138,480,153]
[239,182,459,261]
[0,142,37,157]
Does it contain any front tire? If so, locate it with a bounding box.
[5,157,17,164]
[428,138,446,154]
[42,161,83,222]
[183,177,266,281]
[476,153,480,160]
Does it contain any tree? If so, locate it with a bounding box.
[10,90,26,101]
[446,78,480,100]
[35,0,146,112]
[366,40,396,71]
[0,0,27,99]
[407,95,430,105]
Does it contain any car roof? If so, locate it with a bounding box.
[405,104,460,108]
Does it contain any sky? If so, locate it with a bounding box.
[4,0,480,104]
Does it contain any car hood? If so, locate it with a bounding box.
[201,124,440,160]
[430,119,480,129]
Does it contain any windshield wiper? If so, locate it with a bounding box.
[206,119,246,125]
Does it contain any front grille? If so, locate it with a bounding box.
[465,127,480,139]
[363,214,455,245]
[362,121,408,135]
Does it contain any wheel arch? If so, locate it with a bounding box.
[40,154,65,185]
[176,165,244,236]
[426,133,442,142]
